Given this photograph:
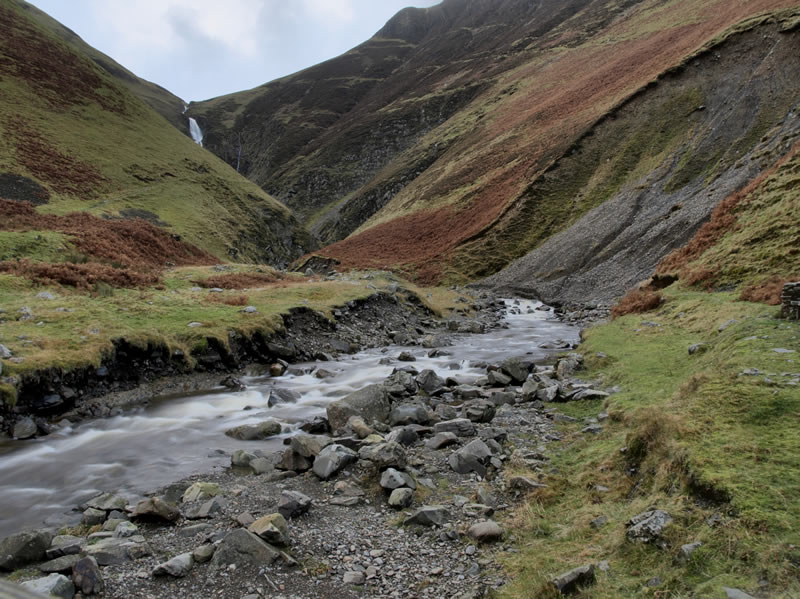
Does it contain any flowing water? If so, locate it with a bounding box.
[188,117,203,146]
[0,300,579,538]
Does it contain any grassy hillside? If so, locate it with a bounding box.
[0,0,313,268]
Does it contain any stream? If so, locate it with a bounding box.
[0,299,579,538]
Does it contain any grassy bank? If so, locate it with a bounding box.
[0,265,464,406]
[501,288,799,598]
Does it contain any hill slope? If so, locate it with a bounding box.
[0,0,313,268]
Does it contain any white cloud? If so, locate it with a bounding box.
[299,0,355,26]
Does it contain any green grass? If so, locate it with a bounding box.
[500,288,800,598]
[0,231,75,262]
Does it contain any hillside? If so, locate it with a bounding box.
[0,0,313,269]
[192,0,800,293]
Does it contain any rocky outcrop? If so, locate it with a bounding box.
[781,282,800,319]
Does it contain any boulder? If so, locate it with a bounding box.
[152,553,194,577]
[20,574,73,599]
[184,496,226,520]
[358,442,407,469]
[555,353,584,380]
[487,370,512,387]
[113,521,138,538]
[268,388,300,407]
[347,416,374,438]
[425,432,459,450]
[312,444,357,480]
[225,420,281,440]
[131,497,180,523]
[722,589,757,599]
[467,520,504,543]
[404,506,449,527]
[551,564,595,595]
[0,529,55,571]
[87,492,127,512]
[384,370,418,397]
[182,482,221,503]
[500,357,529,384]
[85,537,151,565]
[462,400,496,423]
[388,488,414,509]
[389,404,432,426]
[12,417,37,440]
[385,427,419,446]
[81,507,106,526]
[290,434,332,457]
[626,510,672,546]
[275,448,312,472]
[231,449,257,467]
[210,529,280,571]
[192,544,216,564]
[44,536,82,560]
[72,556,104,596]
[434,418,476,437]
[277,491,312,520]
[449,439,492,477]
[39,554,81,574]
[520,379,540,402]
[326,385,390,434]
[379,468,416,490]
[416,370,446,395]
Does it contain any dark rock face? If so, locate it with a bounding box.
[781,282,800,319]
[0,173,50,204]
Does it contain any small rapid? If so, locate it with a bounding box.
[0,299,579,537]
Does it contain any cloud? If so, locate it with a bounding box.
[299,0,355,26]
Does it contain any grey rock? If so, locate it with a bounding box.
[210,529,280,571]
[722,588,757,599]
[536,385,560,402]
[0,529,55,571]
[131,497,180,523]
[508,476,547,492]
[679,541,702,562]
[184,496,226,520]
[44,536,82,560]
[39,554,81,574]
[290,434,332,457]
[379,468,416,490]
[688,343,707,355]
[21,574,73,599]
[268,388,300,407]
[182,482,221,503]
[426,432,459,450]
[556,353,584,380]
[358,441,407,469]
[500,357,529,384]
[388,488,414,509]
[312,444,357,480]
[327,384,390,434]
[487,370,512,387]
[275,448,312,472]
[434,418,476,437]
[389,404,432,426]
[113,521,138,538]
[397,351,416,362]
[81,507,107,526]
[87,492,127,512]
[467,520,504,543]
[192,544,216,564]
[278,490,312,519]
[231,449,257,467]
[571,389,610,401]
[462,400,496,423]
[384,370,418,397]
[520,379,540,401]
[0,344,11,359]
[449,439,492,477]
[404,505,449,527]
[582,423,603,434]
[626,510,672,545]
[590,516,608,529]
[330,496,361,507]
[224,420,281,440]
[12,417,37,440]
[435,404,459,420]
[385,426,419,446]
[489,391,516,406]
[152,552,194,577]
[416,370,446,395]
[72,556,104,595]
[551,564,595,595]
[334,480,365,497]
[347,415,374,438]
[85,537,150,565]
[343,571,366,585]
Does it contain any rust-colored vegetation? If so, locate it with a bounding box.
[207,294,250,306]
[610,288,664,319]
[740,275,799,305]
[192,272,285,289]
[0,259,159,289]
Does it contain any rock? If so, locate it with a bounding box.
[12,417,37,440]
[421,334,448,349]
[81,507,107,526]
[330,496,361,507]
[434,418,476,437]
[520,379,540,401]
[87,492,127,512]
[0,529,54,571]
[722,588,757,599]
[0,344,11,359]
[72,556,104,596]
[435,404,458,420]
[385,426,419,446]
[462,400,496,423]
[85,537,151,565]
[152,553,194,577]
[678,541,702,562]
[688,343,707,355]
[555,353,584,380]
[454,385,482,399]
[489,391,516,406]
[334,480,365,496]
[536,385,560,402]
[500,357,529,384]
[113,521,138,538]
[268,361,284,375]
[220,375,246,391]
[277,491,312,519]
[327,384,390,434]
[192,544,216,564]
[397,351,416,362]
[182,482,222,503]
[551,564,595,595]
[590,516,608,529]
[184,496,226,520]
[267,388,300,407]
[231,449,257,467]
[384,370,418,397]
[250,458,274,475]
[426,432,459,450]
[44,536,82,560]
[343,571,366,585]
[449,439,492,477]
[39,554,81,574]
[312,444,358,480]
[299,417,329,434]
[416,370,446,395]
[508,475,547,492]
[347,415,374,438]
[358,441,407,469]
[224,420,281,440]
[388,488,414,509]
[275,448,312,472]
[131,497,180,523]
[404,505,449,527]
[379,468,416,490]
[582,423,603,434]
[290,434,332,457]
[210,529,280,571]
[626,510,672,545]
[21,574,73,599]
[467,520,504,543]
[389,404,432,426]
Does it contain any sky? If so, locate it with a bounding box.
[28,0,441,103]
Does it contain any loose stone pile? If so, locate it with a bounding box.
[781,282,800,320]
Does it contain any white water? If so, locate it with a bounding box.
[188,117,203,146]
[0,300,579,537]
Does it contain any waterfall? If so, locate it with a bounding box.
[188,117,203,147]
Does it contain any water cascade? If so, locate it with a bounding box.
[188,117,204,147]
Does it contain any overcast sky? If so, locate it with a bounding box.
[28,0,440,103]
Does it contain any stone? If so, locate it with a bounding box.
[192,544,216,564]
[210,529,280,571]
[389,404,432,426]
[39,554,81,574]
[12,417,37,440]
[487,370,512,387]
[688,343,707,355]
[508,476,547,492]
[290,434,332,457]
[388,488,414,509]
[555,353,584,380]
[467,520,504,543]
[347,415,374,438]
[449,439,492,477]
[113,521,138,538]
[678,541,702,562]
[379,468,416,490]
[404,505,449,527]
[434,418,476,437]
[85,537,151,565]
[551,564,595,594]
[416,370,446,395]
[500,357,529,384]
[520,379,540,401]
[536,385,560,402]
[21,574,73,599]
[278,490,312,519]
[462,400,496,423]
[358,441,407,469]
[249,457,272,474]
[386,426,419,446]
[131,497,180,523]
[312,444,358,480]
[626,510,672,545]
[81,507,107,526]
[326,384,390,434]
[87,492,127,512]
[0,529,55,571]
[590,516,608,529]
[397,351,416,362]
[435,404,458,420]
[425,432,459,450]
[343,571,366,585]
[231,449,257,467]
[152,553,194,577]
[722,588,757,599]
[489,391,516,406]
[0,344,11,359]
[182,482,222,503]
[184,496,226,520]
[268,388,300,407]
[249,513,289,546]
[225,420,281,440]
[334,480,365,496]
[582,423,603,434]
[275,448,312,472]
[330,496,361,507]
[44,536,82,560]
[571,389,610,401]
[72,556,104,595]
